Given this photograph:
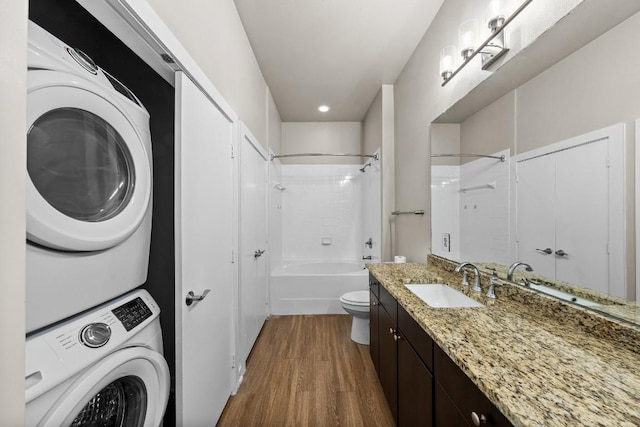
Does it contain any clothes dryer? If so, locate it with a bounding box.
[26,21,153,332]
[25,289,170,427]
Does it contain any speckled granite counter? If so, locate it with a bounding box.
[367,259,640,427]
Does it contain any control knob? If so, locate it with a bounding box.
[79,323,111,348]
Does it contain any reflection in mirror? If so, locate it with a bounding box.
[430,123,640,326]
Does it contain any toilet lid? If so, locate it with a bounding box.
[341,291,370,305]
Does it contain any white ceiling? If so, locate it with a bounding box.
[233,0,444,122]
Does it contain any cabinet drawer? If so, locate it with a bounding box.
[398,304,433,371]
[379,285,397,321]
[368,273,380,298]
[434,346,513,427]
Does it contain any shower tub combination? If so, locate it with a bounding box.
[270,261,369,314]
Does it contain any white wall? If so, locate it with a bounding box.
[146,0,268,146]
[281,165,363,261]
[0,0,27,424]
[280,122,362,164]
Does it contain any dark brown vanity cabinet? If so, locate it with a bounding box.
[368,273,512,427]
[370,274,434,426]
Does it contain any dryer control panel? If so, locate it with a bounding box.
[112,297,153,331]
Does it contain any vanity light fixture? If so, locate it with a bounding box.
[318,105,330,113]
[440,0,534,86]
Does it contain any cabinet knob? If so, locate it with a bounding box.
[371,301,378,306]
[471,412,487,426]
[389,327,396,335]
[369,281,376,286]
[393,333,402,341]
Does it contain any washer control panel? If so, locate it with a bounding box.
[111,297,153,331]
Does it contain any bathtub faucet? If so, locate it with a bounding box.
[362,256,372,260]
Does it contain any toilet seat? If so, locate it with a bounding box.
[340,291,369,306]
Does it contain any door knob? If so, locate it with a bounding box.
[555,249,568,257]
[536,248,553,254]
[254,249,265,258]
[186,289,210,306]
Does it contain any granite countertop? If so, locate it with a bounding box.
[367,259,640,427]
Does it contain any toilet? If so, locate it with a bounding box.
[340,290,370,345]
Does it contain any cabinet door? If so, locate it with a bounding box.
[398,334,433,426]
[434,346,512,427]
[379,307,398,423]
[370,289,380,374]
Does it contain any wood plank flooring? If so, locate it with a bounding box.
[217,315,395,427]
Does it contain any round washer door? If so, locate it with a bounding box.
[40,347,170,427]
[26,70,151,251]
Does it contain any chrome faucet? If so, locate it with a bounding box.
[507,262,533,281]
[365,237,373,248]
[454,262,482,292]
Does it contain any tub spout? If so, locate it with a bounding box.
[362,256,372,260]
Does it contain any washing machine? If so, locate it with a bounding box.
[26,21,153,332]
[25,289,170,426]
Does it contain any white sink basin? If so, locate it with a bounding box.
[405,284,484,308]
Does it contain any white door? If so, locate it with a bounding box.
[516,124,624,297]
[516,153,556,279]
[236,123,268,384]
[175,72,235,425]
[555,141,609,292]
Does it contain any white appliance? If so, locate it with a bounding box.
[25,289,170,426]
[26,21,153,332]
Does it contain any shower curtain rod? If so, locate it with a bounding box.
[270,152,379,161]
[431,153,505,162]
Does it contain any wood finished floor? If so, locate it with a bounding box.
[217,315,395,427]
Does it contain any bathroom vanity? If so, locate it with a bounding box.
[367,258,640,427]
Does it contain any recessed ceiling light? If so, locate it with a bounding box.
[318,105,330,113]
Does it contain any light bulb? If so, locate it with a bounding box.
[440,45,457,80]
[487,0,505,31]
[458,19,479,60]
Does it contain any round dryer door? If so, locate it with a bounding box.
[40,347,169,427]
[26,70,151,251]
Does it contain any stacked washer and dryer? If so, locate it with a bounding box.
[25,21,170,426]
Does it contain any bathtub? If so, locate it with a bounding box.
[270,261,369,314]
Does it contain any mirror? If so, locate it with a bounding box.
[426,3,640,326]
[430,123,640,327]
